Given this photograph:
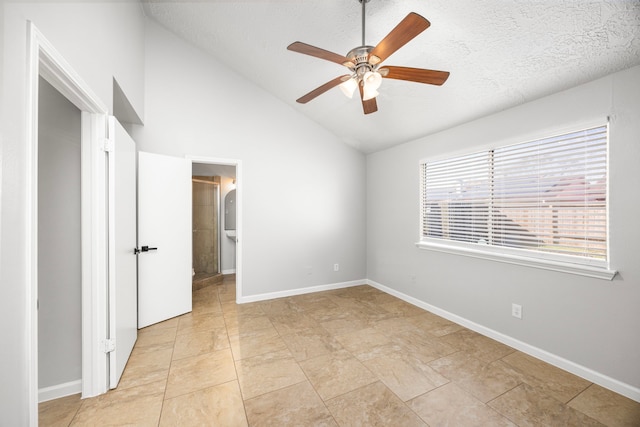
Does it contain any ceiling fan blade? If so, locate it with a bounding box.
[369,13,430,64]
[296,75,350,104]
[380,66,450,85]
[287,42,354,68]
[358,84,378,114]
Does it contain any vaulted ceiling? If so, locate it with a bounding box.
[142,0,640,153]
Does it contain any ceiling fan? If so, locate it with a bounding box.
[287,0,450,114]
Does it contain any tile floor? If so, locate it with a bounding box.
[40,275,640,426]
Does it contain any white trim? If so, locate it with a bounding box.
[186,156,243,302]
[366,279,640,403]
[38,380,82,403]
[221,269,236,275]
[27,22,109,424]
[237,279,366,304]
[416,241,617,280]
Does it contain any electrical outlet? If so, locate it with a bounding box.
[512,303,522,319]
[333,263,339,272]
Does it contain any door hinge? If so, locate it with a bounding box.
[102,137,114,153]
[102,339,116,353]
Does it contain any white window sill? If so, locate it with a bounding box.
[415,241,617,281]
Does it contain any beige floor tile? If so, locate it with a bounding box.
[192,296,222,316]
[172,327,229,360]
[257,297,304,316]
[409,382,516,426]
[489,383,604,426]
[229,326,288,360]
[217,283,237,302]
[177,312,226,335]
[440,329,515,362]
[222,300,265,317]
[370,315,423,335]
[455,359,523,403]
[39,393,82,427]
[159,381,248,427]
[268,312,321,336]
[244,380,337,427]
[281,326,343,362]
[70,380,165,426]
[405,311,466,336]
[138,316,180,332]
[364,351,449,401]
[235,349,307,400]
[117,345,173,390]
[319,316,371,337]
[428,351,522,402]
[306,304,362,322]
[289,294,339,312]
[334,327,402,361]
[502,351,592,403]
[391,328,457,362]
[225,314,274,336]
[134,327,177,352]
[568,384,640,427]
[380,299,428,317]
[41,281,637,427]
[326,381,427,427]
[165,348,237,399]
[299,349,377,401]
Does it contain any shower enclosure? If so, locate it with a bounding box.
[192,176,221,288]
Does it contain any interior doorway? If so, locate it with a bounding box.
[191,162,238,292]
[192,176,222,288]
[37,77,83,402]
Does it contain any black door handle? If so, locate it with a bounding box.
[134,245,158,255]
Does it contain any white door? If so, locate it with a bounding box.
[108,118,138,388]
[138,151,192,328]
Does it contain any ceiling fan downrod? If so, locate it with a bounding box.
[360,0,369,46]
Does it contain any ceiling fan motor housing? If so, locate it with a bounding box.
[345,45,378,78]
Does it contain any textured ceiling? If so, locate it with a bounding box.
[142,0,640,153]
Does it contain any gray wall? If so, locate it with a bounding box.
[37,77,82,390]
[133,20,367,298]
[366,65,640,393]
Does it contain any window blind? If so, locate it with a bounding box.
[421,125,608,262]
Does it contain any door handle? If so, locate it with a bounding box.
[134,245,158,255]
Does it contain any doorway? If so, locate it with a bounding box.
[28,23,111,422]
[37,77,83,402]
[191,161,238,293]
[192,176,222,288]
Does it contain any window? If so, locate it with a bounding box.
[419,124,614,278]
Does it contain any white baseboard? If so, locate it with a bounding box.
[222,269,236,275]
[39,379,82,403]
[366,279,640,403]
[237,279,366,304]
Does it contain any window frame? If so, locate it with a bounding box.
[416,120,617,281]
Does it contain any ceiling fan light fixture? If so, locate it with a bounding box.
[362,85,379,101]
[339,77,358,98]
[363,70,382,90]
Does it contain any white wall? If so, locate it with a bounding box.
[366,65,640,397]
[132,20,367,298]
[37,77,82,390]
[0,2,145,424]
[220,176,236,274]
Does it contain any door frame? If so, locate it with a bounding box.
[187,156,243,300]
[26,21,109,422]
